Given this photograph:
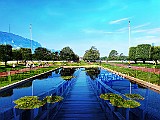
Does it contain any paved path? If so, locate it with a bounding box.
[52,70,107,120]
[109,63,160,74]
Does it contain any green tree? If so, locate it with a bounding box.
[34,47,52,60]
[83,46,100,62]
[100,56,108,61]
[53,51,60,61]
[108,50,118,60]
[20,48,31,65]
[60,46,77,61]
[0,44,12,66]
[12,49,22,64]
[136,44,151,64]
[72,54,79,62]
[129,47,137,63]
[151,46,160,64]
[118,53,127,60]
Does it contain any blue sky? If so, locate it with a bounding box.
[0,0,160,57]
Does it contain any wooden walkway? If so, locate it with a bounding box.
[52,70,107,120]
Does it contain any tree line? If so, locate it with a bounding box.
[100,44,160,63]
[0,45,79,66]
[129,44,160,64]
[1,43,158,66]
[0,44,101,66]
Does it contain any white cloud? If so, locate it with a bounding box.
[109,17,131,24]
[83,29,113,34]
[132,27,160,34]
[132,23,151,29]
[116,27,128,33]
[132,29,147,33]
[147,28,160,34]
[83,28,128,35]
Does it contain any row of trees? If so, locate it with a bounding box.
[129,44,160,64]
[107,50,127,60]
[0,44,79,66]
[0,44,102,66]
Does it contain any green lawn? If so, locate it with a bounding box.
[130,63,160,69]
[111,62,160,69]
[101,63,160,85]
[0,64,26,72]
[0,65,59,88]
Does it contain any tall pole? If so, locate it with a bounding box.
[30,24,32,61]
[30,24,32,54]
[128,21,131,51]
[128,21,132,94]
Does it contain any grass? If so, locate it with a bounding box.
[0,64,26,72]
[129,63,160,69]
[64,61,91,66]
[101,63,160,85]
[112,62,160,69]
[0,65,60,88]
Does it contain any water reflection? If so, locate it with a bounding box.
[60,68,76,76]
[0,69,64,114]
[85,67,100,80]
[16,81,32,89]
[98,69,160,119]
[55,69,60,74]
[38,72,52,79]
[0,89,13,97]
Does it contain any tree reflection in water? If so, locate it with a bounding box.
[85,67,100,80]
[60,68,76,76]
[0,89,13,97]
